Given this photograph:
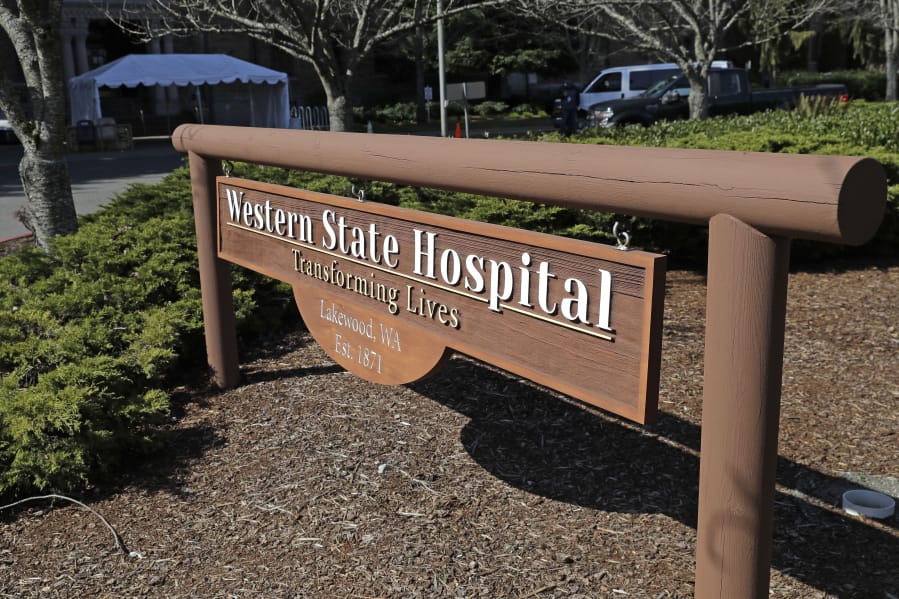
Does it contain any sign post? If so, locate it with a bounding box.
[174,125,886,599]
[424,85,433,122]
[187,151,239,388]
[446,81,486,138]
[436,0,446,137]
[695,215,791,596]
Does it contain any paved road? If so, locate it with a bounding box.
[0,138,184,240]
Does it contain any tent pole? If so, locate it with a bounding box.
[196,85,205,124]
[248,85,256,127]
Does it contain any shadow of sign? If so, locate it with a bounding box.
[411,357,898,597]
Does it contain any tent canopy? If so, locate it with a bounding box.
[69,53,290,128]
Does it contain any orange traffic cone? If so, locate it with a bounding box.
[454,121,462,138]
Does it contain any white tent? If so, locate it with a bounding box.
[69,53,290,128]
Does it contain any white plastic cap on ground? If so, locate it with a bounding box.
[842,489,896,519]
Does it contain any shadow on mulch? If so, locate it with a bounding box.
[789,252,899,274]
[410,358,898,598]
[4,331,890,596]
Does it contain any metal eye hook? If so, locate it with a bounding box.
[352,185,365,202]
[613,221,630,251]
[222,160,234,177]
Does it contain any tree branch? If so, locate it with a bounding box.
[1,494,134,558]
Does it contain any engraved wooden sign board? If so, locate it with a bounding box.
[217,178,666,424]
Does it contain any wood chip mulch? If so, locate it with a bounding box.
[1,260,897,598]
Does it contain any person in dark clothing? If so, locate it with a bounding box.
[559,81,580,136]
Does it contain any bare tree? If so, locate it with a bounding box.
[514,0,834,119]
[882,0,899,99]
[0,0,77,249]
[836,0,898,99]
[562,29,614,86]
[873,0,899,99]
[112,0,496,132]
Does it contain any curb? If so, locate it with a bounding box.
[0,232,32,245]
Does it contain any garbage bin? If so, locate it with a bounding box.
[75,120,96,149]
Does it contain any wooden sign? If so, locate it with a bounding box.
[216,178,666,423]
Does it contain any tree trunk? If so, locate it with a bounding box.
[887,45,897,101]
[19,148,77,248]
[315,54,355,133]
[4,0,79,249]
[686,71,709,120]
[806,14,825,72]
[414,0,428,124]
[885,2,898,101]
[324,85,352,132]
[580,36,610,85]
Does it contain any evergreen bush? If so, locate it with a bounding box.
[473,100,509,116]
[779,70,887,101]
[354,102,419,125]
[0,168,293,499]
[509,103,546,118]
[567,102,899,261]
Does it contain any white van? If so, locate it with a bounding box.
[0,110,14,143]
[578,63,681,111]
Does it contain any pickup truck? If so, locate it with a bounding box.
[587,68,848,128]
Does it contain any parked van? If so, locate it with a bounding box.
[552,60,734,129]
[0,110,14,143]
[578,63,681,110]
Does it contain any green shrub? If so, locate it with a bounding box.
[793,94,849,119]
[444,100,467,118]
[375,101,418,124]
[509,103,546,118]
[779,70,886,101]
[0,168,293,499]
[354,102,419,125]
[473,100,509,117]
[3,101,896,499]
[576,102,899,152]
[356,98,531,125]
[560,102,898,261]
[247,102,899,261]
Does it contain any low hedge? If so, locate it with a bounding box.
[562,101,899,261]
[0,169,293,498]
[779,69,887,101]
[1,102,895,500]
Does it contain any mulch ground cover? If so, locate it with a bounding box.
[1,260,897,598]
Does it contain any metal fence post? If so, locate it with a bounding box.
[695,214,791,598]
